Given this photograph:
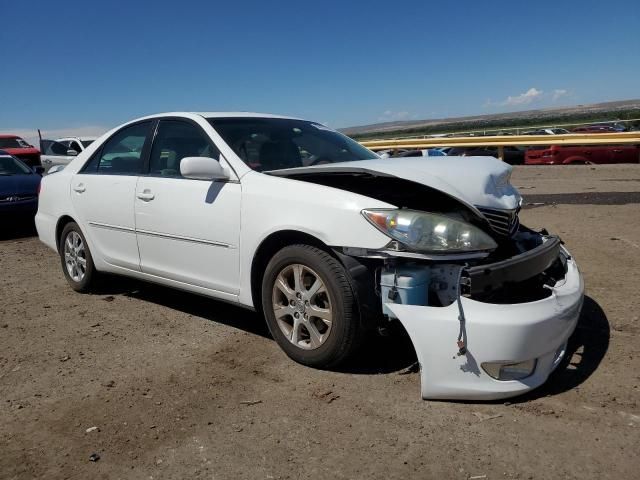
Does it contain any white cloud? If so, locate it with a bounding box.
[502,87,543,106]
[552,89,568,102]
[1,125,109,147]
[484,87,571,110]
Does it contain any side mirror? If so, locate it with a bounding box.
[47,165,65,174]
[67,149,78,156]
[33,166,45,175]
[180,156,229,181]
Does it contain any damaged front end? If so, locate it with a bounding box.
[343,225,583,400]
[272,159,584,400]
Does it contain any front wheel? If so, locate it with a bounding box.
[59,222,97,292]
[261,244,361,368]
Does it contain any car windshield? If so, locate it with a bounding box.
[0,155,32,175]
[207,118,377,171]
[0,137,31,149]
[81,140,94,148]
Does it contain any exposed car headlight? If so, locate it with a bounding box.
[362,209,497,253]
[481,359,537,381]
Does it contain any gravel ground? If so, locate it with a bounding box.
[1,165,639,480]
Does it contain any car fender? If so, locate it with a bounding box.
[237,171,393,307]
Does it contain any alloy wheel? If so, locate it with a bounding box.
[271,263,333,350]
[64,231,87,282]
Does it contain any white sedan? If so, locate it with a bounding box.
[35,112,584,400]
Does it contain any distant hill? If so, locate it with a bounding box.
[342,99,640,139]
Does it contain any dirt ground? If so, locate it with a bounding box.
[1,164,639,479]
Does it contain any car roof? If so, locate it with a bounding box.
[56,136,98,141]
[193,112,300,120]
[0,134,20,139]
[131,112,301,121]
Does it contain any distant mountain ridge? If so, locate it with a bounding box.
[341,99,640,137]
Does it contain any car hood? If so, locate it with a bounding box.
[269,156,521,212]
[0,174,41,197]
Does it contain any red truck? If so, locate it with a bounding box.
[525,144,639,165]
[0,135,41,168]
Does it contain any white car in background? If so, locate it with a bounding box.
[35,112,584,400]
[524,128,571,135]
[41,136,97,172]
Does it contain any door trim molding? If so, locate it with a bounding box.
[88,222,233,248]
[136,228,232,248]
[88,221,135,233]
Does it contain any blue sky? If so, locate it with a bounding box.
[1,0,639,141]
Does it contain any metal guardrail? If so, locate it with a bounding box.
[361,131,640,152]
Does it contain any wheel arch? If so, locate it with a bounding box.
[55,215,78,252]
[250,230,328,313]
[250,229,382,330]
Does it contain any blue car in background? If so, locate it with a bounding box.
[0,150,42,219]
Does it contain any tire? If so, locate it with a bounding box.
[59,222,97,292]
[261,244,361,368]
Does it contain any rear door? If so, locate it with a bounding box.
[134,119,241,297]
[70,121,153,271]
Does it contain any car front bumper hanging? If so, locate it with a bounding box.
[387,245,584,400]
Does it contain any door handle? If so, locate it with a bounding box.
[43,159,52,164]
[73,184,86,193]
[612,149,623,153]
[137,191,155,201]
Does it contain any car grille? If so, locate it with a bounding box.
[476,206,520,237]
[0,195,37,203]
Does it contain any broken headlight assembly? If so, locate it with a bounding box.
[362,209,497,253]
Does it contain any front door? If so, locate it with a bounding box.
[70,121,153,271]
[134,119,241,297]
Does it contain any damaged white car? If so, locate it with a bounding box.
[35,113,584,400]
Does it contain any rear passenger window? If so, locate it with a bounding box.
[148,120,218,177]
[82,122,151,175]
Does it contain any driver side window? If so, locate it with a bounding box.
[148,120,218,177]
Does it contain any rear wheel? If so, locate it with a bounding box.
[262,244,361,368]
[59,222,97,292]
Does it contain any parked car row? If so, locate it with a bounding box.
[382,143,639,166]
[0,134,98,175]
